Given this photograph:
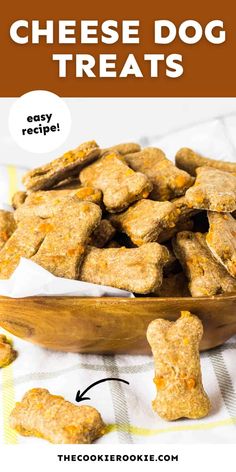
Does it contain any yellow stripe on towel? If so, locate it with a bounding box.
[6,165,18,204]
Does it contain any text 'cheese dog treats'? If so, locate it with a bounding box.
[10,388,105,444]
[147,312,211,421]
[185,167,236,212]
[80,243,169,294]
[173,231,236,297]
[110,199,179,246]
[80,152,152,212]
[0,210,16,250]
[176,148,236,176]
[0,335,17,368]
[125,147,194,201]
[206,212,236,278]
[32,200,101,279]
[22,141,100,191]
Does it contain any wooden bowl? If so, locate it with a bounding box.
[0,294,236,354]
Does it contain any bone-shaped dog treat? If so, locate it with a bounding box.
[125,147,194,201]
[185,167,236,212]
[10,388,105,444]
[0,210,16,250]
[101,142,141,156]
[176,148,236,176]
[32,200,101,279]
[206,212,236,278]
[146,311,211,421]
[12,191,27,209]
[80,152,152,212]
[22,141,100,191]
[0,335,17,368]
[80,242,169,294]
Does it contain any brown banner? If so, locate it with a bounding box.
[1,0,236,97]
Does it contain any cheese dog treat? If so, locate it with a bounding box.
[157,218,194,243]
[12,191,27,209]
[147,311,211,421]
[125,147,194,201]
[32,200,101,279]
[109,199,179,246]
[101,142,141,156]
[206,212,236,278]
[80,242,169,294]
[173,231,236,297]
[22,141,100,192]
[0,335,17,368]
[80,152,152,212]
[153,272,190,297]
[176,147,236,176]
[14,187,102,222]
[0,210,16,250]
[0,216,47,279]
[90,219,116,248]
[185,167,236,212]
[10,388,105,444]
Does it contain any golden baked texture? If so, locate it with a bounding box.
[125,147,194,201]
[146,311,211,421]
[109,199,179,246]
[185,167,236,212]
[101,142,141,156]
[206,212,236,278]
[176,148,236,176]
[0,210,17,250]
[80,243,169,294]
[9,388,105,444]
[80,152,152,212]
[173,231,236,297]
[0,335,17,368]
[22,141,100,191]
[32,200,101,279]
[12,191,27,209]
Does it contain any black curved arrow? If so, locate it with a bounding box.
[75,377,130,403]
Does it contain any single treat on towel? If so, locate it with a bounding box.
[80,242,169,294]
[12,191,27,209]
[0,335,17,368]
[206,212,236,278]
[22,141,100,192]
[80,152,152,213]
[90,219,116,248]
[0,210,17,250]
[0,216,47,279]
[32,200,101,279]
[101,142,141,156]
[146,311,211,421]
[176,148,236,176]
[109,199,179,246]
[185,167,236,213]
[173,231,236,297]
[9,388,105,444]
[14,187,102,222]
[125,147,194,201]
[153,272,190,297]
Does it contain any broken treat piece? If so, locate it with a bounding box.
[185,167,236,212]
[176,148,236,176]
[12,191,27,209]
[80,243,169,294]
[125,147,194,201]
[109,199,179,246]
[10,388,105,444]
[32,200,101,279]
[22,141,100,192]
[101,142,141,156]
[0,216,47,279]
[0,335,17,368]
[0,210,16,250]
[80,152,152,213]
[147,311,211,421]
[173,231,236,297]
[206,212,236,278]
[14,187,102,222]
[153,272,190,297]
[90,219,116,248]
